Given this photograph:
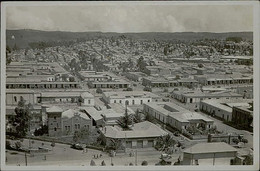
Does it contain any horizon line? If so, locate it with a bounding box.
[6,28,253,34]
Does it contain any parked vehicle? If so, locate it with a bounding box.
[71,144,84,150]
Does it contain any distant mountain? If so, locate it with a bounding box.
[6,29,253,49]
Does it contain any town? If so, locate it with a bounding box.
[5,32,254,166]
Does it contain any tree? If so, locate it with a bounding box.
[155,134,176,152]
[73,128,90,143]
[9,98,31,137]
[116,106,132,130]
[96,88,103,94]
[34,125,48,136]
[108,139,122,151]
[97,133,107,146]
[101,160,106,166]
[198,63,204,68]
[69,77,75,82]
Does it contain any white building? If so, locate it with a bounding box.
[102,91,161,106]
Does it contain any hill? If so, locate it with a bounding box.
[6,29,253,49]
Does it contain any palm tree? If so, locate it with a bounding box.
[155,134,176,152]
[134,109,143,123]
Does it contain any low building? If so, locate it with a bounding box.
[99,121,168,149]
[200,99,253,121]
[172,90,243,104]
[232,106,253,130]
[80,105,135,127]
[143,102,214,132]
[182,142,237,165]
[6,89,40,106]
[194,73,253,86]
[102,91,161,106]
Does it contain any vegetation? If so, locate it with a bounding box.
[96,88,103,94]
[34,125,48,136]
[6,45,12,65]
[8,98,32,137]
[101,160,106,166]
[141,161,148,166]
[116,107,132,130]
[155,134,176,152]
[90,160,96,166]
[243,154,253,165]
[133,109,143,123]
[143,87,152,92]
[73,127,90,143]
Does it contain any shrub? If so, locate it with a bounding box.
[241,139,248,144]
[141,161,148,166]
[129,162,134,166]
[101,160,106,166]
[15,141,22,149]
[96,88,103,94]
[143,87,152,92]
[232,138,239,144]
[90,160,96,166]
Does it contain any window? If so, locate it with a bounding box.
[75,124,77,129]
[88,100,91,104]
[78,124,80,129]
[132,100,135,105]
[119,100,122,103]
[114,100,116,103]
[68,126,70,131]
[14,96,17,102]
[20,96,23,101]
[54,116,56,120]
[148,100,150,102]
[54,127,57,131]
[140,100,143,104]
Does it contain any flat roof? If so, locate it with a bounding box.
[184,142,237,154]
[100,121,168,139]
[103,91,160,99]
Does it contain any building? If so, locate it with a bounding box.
[200,99,253,121]
[172,90,243,104]
[99,121,168,149]
[102,91,161,106]
[194,73,253,86]
[38,91,94,106]
[6,89,40,106]
[61,109,92,135]
[80,105,135,127]
[47,106,92,137]
[143,102,214,132]
[232,106,253,130]
[46,106,63,137]
[182,142,237,165]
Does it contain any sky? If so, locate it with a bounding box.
[6,4,253,33]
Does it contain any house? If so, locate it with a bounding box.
[143,102,214,132]
[102,91,161,106]
[124,72,147,82]
[99,121,168,149]
[182,142,237,165]
[172,90,243,104]
[200,99,253,121]
[232,106,253,130]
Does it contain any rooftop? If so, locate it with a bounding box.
[183,142,237,154]
[100,121,168,139]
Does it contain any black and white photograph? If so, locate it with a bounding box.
[1,1,259,171]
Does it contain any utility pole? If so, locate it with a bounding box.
[25,152,27,166]
[135,149,137,166]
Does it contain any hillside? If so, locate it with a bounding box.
[6,29,253,49]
